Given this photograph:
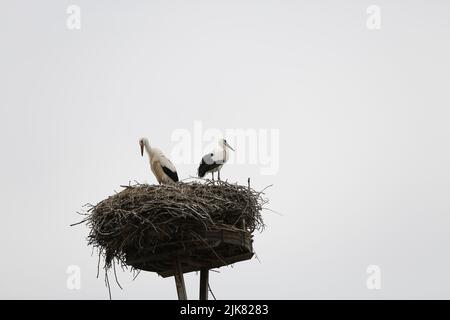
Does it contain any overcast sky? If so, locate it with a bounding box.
[1,0,450,299]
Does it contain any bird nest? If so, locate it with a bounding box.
[78,180,267,278]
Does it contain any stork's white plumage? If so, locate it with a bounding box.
[197,138,234,180]
[139,137,179,184]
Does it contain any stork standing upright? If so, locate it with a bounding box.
[197,138,234,180]
[139,137,179,184]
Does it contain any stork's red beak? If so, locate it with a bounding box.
[225,141,235,151]
[140,143,144,156]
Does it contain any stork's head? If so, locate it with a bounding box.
[220,138,235,151]
[139,137,149,156]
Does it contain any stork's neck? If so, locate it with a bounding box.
[221,144,228,162]
[143,140,153,159]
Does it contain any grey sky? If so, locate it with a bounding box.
[1,0,449,299]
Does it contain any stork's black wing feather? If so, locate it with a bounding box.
[162,165,179,182]
[197,153,222,177]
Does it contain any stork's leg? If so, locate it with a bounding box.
[218,170,221,181]
[211,172,214,181]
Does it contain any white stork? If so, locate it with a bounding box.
[139,137,179,184]
[197,138,234,180]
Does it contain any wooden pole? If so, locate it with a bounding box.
[173,257,187,300]
[199,268,209,300]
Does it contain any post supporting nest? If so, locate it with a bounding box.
[199,268,209,300]
[173,259,209,300]
[173,257,187,300]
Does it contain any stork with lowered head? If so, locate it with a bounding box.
[139,137,179,184]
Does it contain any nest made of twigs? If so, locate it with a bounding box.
[79,180,267,273]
